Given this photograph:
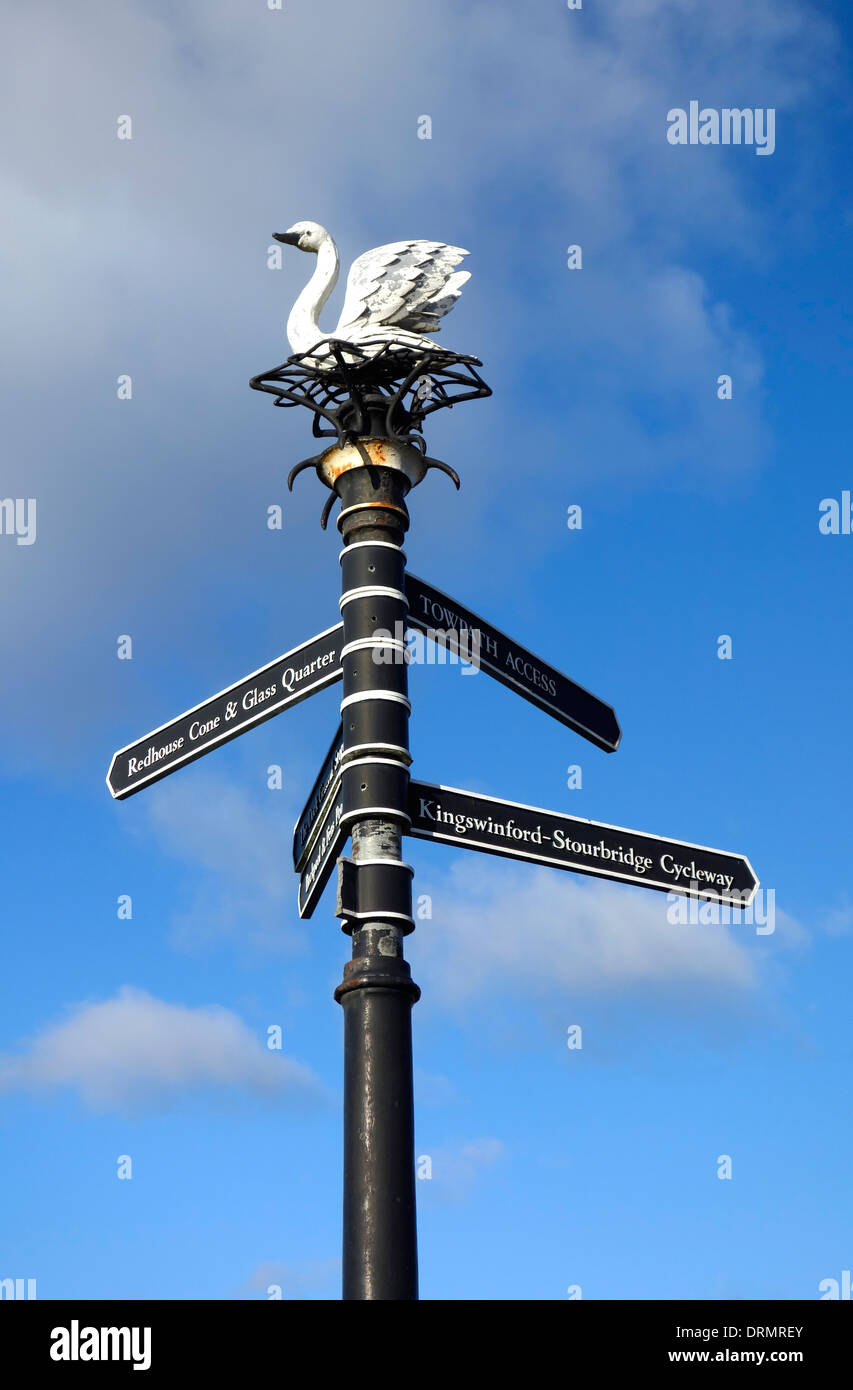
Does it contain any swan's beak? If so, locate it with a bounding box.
[273,231,302,246]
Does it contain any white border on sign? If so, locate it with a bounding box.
[407,780,759,906]
[404,573,621,751]
[106,623,344,799]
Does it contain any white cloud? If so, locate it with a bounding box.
[0,986,325,1112]
[821,897,853,937]
[410,858,769,1009]
[418,1136,505,1203]
[140,770,307,952]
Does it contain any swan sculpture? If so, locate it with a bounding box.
[273,221,471,366]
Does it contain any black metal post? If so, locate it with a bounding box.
[333,460,420,1301]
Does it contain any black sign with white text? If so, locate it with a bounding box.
[407,781,758,905]
[293,724,344,872]
[404,573,621,752]
[298,778,348,919]
[107,624,343,799]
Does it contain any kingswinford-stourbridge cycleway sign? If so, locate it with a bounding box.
[406,781,757,907]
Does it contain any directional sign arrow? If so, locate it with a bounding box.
[404,574,620,752]
[406,781,758,906]
[298,775,348,919]
[293,723,344,872]
[107,624,343,800]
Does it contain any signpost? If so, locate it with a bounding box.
[107,255,760,1301]
[107,624,343,800]
[405,573,621,752]
[407,781,758,907]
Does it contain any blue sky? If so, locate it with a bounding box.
[1,0,852,1300]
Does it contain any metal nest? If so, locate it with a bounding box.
[249,337,491,524]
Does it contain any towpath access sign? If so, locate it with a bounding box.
[405,574,620,752]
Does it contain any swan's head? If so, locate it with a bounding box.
[273,221,328,253]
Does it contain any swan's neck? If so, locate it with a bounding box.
[287,236,339,353]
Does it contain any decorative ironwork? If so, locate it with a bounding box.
[250,336,491,526]
[251,335,490,447]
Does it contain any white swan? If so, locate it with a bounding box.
[273,221,471,365]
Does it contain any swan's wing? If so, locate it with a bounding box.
[334,240,470,338]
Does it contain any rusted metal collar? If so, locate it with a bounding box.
[318,438,429,491]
